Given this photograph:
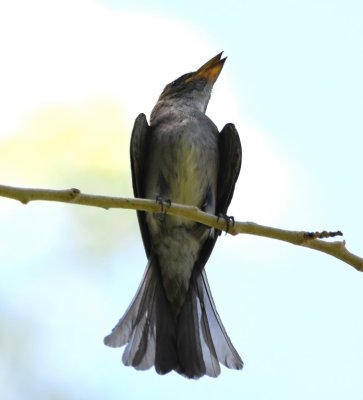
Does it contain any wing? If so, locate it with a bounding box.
[130,113,152,257]
[216,123,242,214]
[195,123,242,270]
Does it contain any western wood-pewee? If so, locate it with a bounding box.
[104,52,243,379]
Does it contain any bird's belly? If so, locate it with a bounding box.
[144,119,219,312]
[164,130,217,207]
[169,143,206,205]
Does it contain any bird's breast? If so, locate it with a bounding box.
[147,114,218,209]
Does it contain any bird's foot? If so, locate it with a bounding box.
[217,213,235,235]
[155,196,171,221]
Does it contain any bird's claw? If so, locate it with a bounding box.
[155,196,171,221]
[217,213,235,235]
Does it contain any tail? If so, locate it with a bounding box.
[104,255,177,374]
[104,256,243,378]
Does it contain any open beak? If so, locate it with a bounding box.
[187,52,226,83]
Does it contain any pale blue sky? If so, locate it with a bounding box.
[0,0,362,399]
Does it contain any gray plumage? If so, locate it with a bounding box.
[104,53,243,378]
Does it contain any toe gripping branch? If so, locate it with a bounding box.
[155,195,171,221]
[217,213,235,235]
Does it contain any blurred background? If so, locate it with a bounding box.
[0,0,362,399]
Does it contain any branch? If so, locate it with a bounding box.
[0,183,362,272]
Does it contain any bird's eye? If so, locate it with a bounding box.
[171,80,177,86]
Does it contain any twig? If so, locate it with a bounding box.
[0,183,362,272]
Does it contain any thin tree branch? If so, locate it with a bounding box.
[0,183,362,272]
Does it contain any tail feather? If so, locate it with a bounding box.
[104,258,243,378]
[104,256,177,373]
[178,269,243,378]
[197,270,243,370]
[177,287,207,378]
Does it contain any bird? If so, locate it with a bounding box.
[104,52,243,379]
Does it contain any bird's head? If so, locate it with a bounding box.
[157,52,226,113]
